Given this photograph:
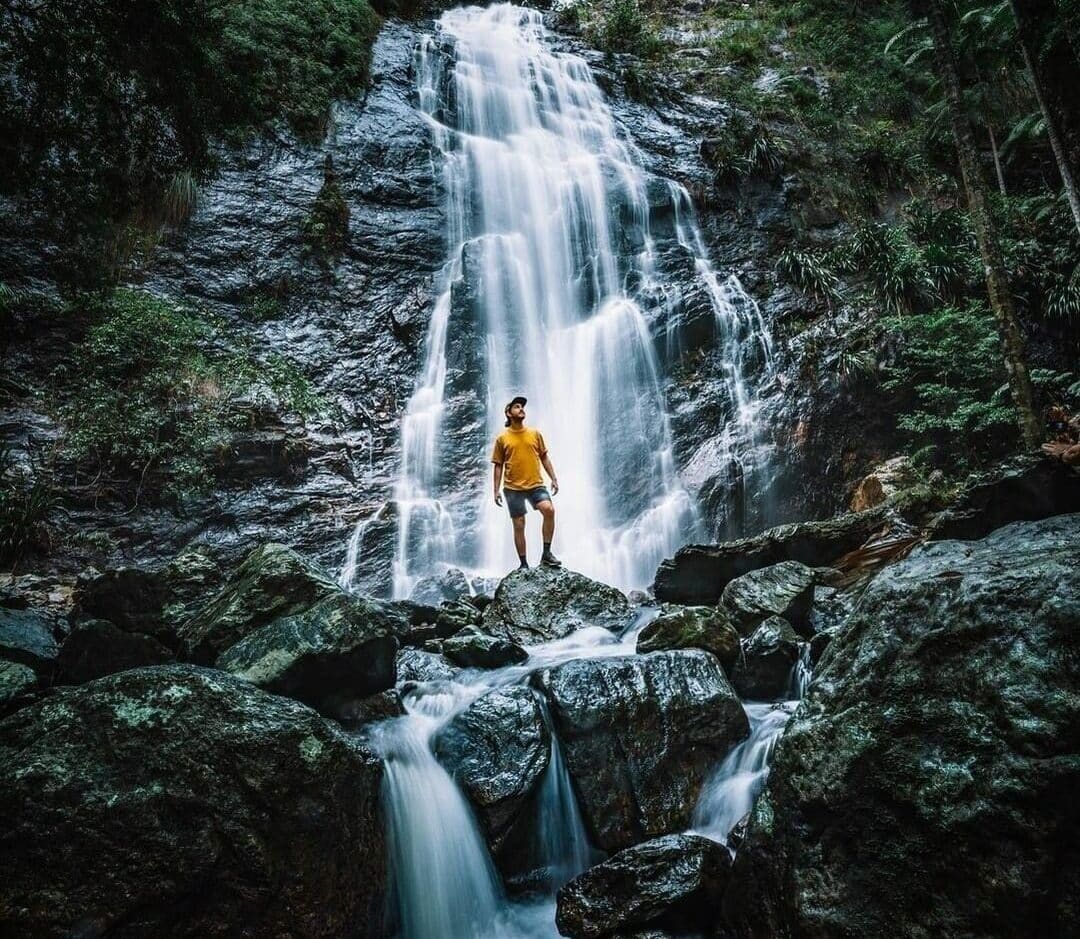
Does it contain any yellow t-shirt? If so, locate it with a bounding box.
[491,427,548,491]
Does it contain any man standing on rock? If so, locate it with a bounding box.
[491,395,563,570]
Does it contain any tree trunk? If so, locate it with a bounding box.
[1015,27,1080,233]
[987,123,1007,196]
[921,0,1042,448]
[1009,0,1080,233]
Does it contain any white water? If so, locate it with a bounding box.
[341,3,775,597]
[373,618,648,939]
[692,644,813,847]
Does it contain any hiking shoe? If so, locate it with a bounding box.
[541,550,563,568]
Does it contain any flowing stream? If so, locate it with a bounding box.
[341,3,774,598]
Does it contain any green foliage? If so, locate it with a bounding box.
[882,303,1016,467]
[707,114,789,183]
[302,159,350,261]
[776,247,841,303]
[0,447,55,570]
[585,0,664,58]
[50,289,322,497]
[0,0,380,281]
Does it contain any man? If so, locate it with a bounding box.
[491,395,562,569]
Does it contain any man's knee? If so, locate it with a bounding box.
[512,516,526,530]
[537,500,554,517]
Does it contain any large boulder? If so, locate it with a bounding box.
[58,619,174,685]
[927,453,1080,541]
[0,665,386,939]
[483,566,634,645]
[409,567,472,606]
[724,514,1080,939]
[729,617,802,700]
[441,629,528,669]
[435,686,550,857]
[75,550,223,647]
[653,507,890,604]
[556,833,732,939]
[395,647,457,684]
[636,605,740,668]
[720,561,816,636]
[535,650,749,850]
[178,543,340,662]
[215,593,402,716]
[0,607,58,675]
[0,660,37,717]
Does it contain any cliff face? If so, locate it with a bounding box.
[0,7,938,589]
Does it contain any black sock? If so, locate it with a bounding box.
[518,553,528,566]
[543,541,552,553]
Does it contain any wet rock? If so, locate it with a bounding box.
[729,617,801,700]
[74,551,223,649]
[535,650,749,851]
[0,660,37,717]
[483,566,634,645]
[442,629,528,669]
[435,596,481,637]
[58,619,174,685]
[556,833,732,939]
[720,561,816,636]
[337,688,405,728]
[395,647,457,683]
[927,453,1080,542]
[724,514,1080,939]
[435,686,550,854]
[0,665,386,938]
[179,543,340,663]
[636,605,740,668]
[653,507,891,605]
[849,456,914,512]
[410,567,472,606]
[0,607,58,674]
[215,593,401,716]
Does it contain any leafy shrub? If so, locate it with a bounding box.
[777,247,841,303]
[302,157,350,261]
[51,289,321,497]
[587,0,663,58]
[706,114,789,184]
[0,0,380,281]
[881,303,1016,468]
[0,448,55,569]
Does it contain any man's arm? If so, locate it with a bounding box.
[493,461,504,505]
[540,453,559,495]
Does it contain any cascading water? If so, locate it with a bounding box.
[692,644,813,847]
[373,619,650,939]
[341,3,775,597]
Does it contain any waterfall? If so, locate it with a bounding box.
[692,643,813,847]
[340,3,774,598]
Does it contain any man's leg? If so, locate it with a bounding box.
[536,501,561,567]
[512,515,528,567]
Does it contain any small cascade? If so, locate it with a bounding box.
[692,643,814,848]
[532,698,599,890]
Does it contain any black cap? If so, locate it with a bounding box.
[504,395,527,426]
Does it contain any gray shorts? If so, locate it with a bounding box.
[504,486,552,518]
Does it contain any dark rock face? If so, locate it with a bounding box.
[535,650,749,850]
[179,542,340,662]
[0,660,37,717]
[409,567,472,605]
[395,647,457,683]
[215,593,401,715]
[58,619,174,685]
[927,454,1080,542]
[441,629,528,669]
[0,607,58,674]
[483,567,633,646]
[653,507,890,605]
[636,605,740,668]
[435,686,550,856]
[556,833,732,939]
[720,561,816,636]
[725,514,1080,939]
[729,616,801,700]
[435,597,481,637]
[337,688,405,728]
[0,665,386,939]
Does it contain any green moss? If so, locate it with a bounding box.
[302,157,350,262]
